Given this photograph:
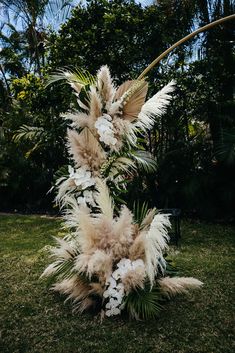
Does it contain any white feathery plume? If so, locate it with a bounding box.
[62,195,84,230]
[96,65,116,109]
[158,276,203,298]
[136,80,175,131]
[49,236,77,259]
[55,177,77,206]
[40,260,61,278]
[144,213,170,286]
[95,178,114,221]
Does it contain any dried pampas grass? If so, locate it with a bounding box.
[67,128,106,172]
[144,213,170,285]
[158,276,203,298]
[122,266,146,293]
[96,65,116,109]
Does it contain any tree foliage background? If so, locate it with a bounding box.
[0,0,234,220]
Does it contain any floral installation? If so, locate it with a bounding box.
[42,66,203,320]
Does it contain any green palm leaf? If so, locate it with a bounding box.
[129,150,157,173]
[124,284,163,320]
[133,200,149,225]
[45,67,95,87]
[12,124,44,143]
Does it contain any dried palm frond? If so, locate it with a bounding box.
[136,80,175,131]
[145,213,170,286]
[116,80,148,122]
[133,201,157,230]
[96,65,116,108]
[67,128,106,172]
[158,276,203,298]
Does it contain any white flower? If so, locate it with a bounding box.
[68,165,95,190]
[77,190,96,207]
[95,114,117,147]
[106,307,121,317]
[104,258,145,317]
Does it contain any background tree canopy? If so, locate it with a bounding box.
[0,0,234,220]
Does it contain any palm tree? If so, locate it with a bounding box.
[0,0,79,75]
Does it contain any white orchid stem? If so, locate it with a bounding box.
[138,14,235,80]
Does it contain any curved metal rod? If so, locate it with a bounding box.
[137,14,235,80]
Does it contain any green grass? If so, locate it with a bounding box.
[0,215,234,353]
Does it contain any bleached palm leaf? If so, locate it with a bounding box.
[136,80,175,131]
[95,178,114,220]
[145,213,170,286]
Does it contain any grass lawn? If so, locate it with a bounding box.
[0,214,234,353]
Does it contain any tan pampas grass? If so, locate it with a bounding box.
[62,195,84,230]
[89,85,103,123]
[158,276,203,298]
[111,206,134,259]
[122,266,146,293]
[50,236,78,259]
[52,276,95,313]
[74,250,112,283]
[63,111,90,130]
[144,213,170,285]
[86,250,113,280]
[95,178,114,220]
[55,177,77,205]
[140,208,157,230]
[67,128,106,172]
[129,231,145,261]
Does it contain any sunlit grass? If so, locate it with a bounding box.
[0,215,234,353]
